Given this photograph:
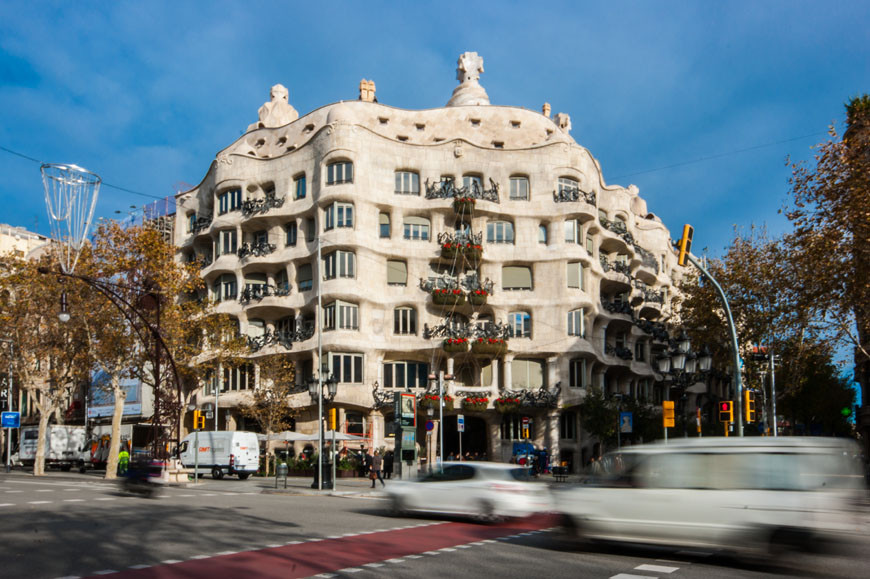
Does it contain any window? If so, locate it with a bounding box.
[569,358,587,388]
[509,176,529,200]
[383,361,428,389]
[285,222,297,246]
[252,230,268,246]
[324,300,359,330]
[503,266,532,290]
[586,234,594,254]
[224,363,254,391]
[615,253,628,265]
[567,262,586,291]
[247,318,265,338]
[598,209,608,222]
[394,307,417,335]
[463,174,483,192]
[564,219,581,244]
[509,312,531,338]
[487,221,514,244]
[511,359,544,389]
[218,188,242,215]
[305,217,315,242]
[558,177,579,194]
[187,213,196,233]
[294,174,306,199]
[567,308,585,337]
[323,250,356,279]
[395,171,420,195]
[275,269,289,292]
[403,216,430,240]
[387,260,407,285]
[244,273,267,296]
[219,229,237,255]
[213,274,237,301]
[325,202,353,230]
[539,224,548,244]
[501,415,535,440]
[635,341,646,362]
[327,161,353,185]
[330,352,363,383]
[379,213,391,238]
[297,263,313,291]
[275,316,295,338]
[560,411,577,440]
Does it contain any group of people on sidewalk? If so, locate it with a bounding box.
[362,448,393,488]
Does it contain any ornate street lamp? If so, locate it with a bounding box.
[307,365,338,489]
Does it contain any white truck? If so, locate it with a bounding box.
[176,430,260,480]
[19,425,88,472]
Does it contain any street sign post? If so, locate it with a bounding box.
[425,420,435,432]
[1,412,19,429]
[457,414,464,460]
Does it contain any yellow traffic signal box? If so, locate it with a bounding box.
[744,390,756,423]
[193,410,205,430]
[663,400,675,427]
[678,224,694,266]
[718,401,733,423]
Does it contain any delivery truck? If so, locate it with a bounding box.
[19,425,88,472]
[176,430,260,480]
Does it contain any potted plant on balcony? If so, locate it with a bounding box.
[460,243,483,266]
[494,396,522,414]
[468,288,488,306]
[471,337,508,356]
[420,394,455,412]
[462,396,489,412]
[432,288,466,306]
[452,196,476,214]
[442,337,469,353]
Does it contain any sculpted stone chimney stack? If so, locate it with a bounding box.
[542,103,551,118]
[446,51,490,107]
[359,79,377,103]
[247,83,299,131]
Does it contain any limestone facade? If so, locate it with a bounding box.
[174,54,683,471]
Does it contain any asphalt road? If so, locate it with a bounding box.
[0,471,867,579]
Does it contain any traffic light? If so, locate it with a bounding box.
[677,224,694,266]
[193,410,205,430]
[328,408,337,430]
[744,390,756,423]
[718,401,733,423]
[521,426,530,439]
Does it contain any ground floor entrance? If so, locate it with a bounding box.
[442,414,488,459]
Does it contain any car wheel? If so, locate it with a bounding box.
[475,500,501,524]
[212,467,224,480]
[238,473,250,480]
[557,514,588,550]
[390,496,407,517]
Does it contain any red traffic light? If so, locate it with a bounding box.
[720,402,729,411]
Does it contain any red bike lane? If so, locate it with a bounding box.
[91,514,557,578]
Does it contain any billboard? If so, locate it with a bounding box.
[88,370,142,418]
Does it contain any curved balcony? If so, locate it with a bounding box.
[241,193,285,218]
[553,185,596,207]
[237,240,277,260]
[246,326,314,352]
[604,343,634,362]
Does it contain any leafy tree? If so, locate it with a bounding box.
[238,354,297,435]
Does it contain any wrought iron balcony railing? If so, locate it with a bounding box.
[423,319,511,341]
[237,239,276,259]
[197,255,213,269]
[239,284,291,304]
[419,274,493,294]
[247,326,315,352]
[604,301,634,315]
[191,214,213,234]
[634,318,670,342]
[553,186,597,206]
[241,193,286,217]
[501,383,562,408]
[605,343,634,361]
[600,216,636,246]
[635,246,660,274]
[437,231,484,247]
[425,178,500,203]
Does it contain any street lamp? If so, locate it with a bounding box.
[307,365,338,490]
[427,371,454,471]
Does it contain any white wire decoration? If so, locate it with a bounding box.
[40,163,101,274]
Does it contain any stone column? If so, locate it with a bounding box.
[546,410,560,464]
[490,359,500,400]
[547,356,558,390]
[447,356,455,376]
[503,355,514,391]
[487,416,504,462]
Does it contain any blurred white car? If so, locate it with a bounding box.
[385,461,551,521]
[552,437,865,556]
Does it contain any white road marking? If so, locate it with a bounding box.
[405,555,423,559]
[64,499,85,502]
[161,560,182,565]
[266,544,281,548]
[5,490,22,493]
[341,568,363,573]
[215,550,237,556]
[36,489,54,492]
[636,564,679,573]
[422,551,441,555]
[611,575,658,579]
[438,547,456,552]
[308,538,324,542]
[93,571,118,576]
[456,544,471,549]
[470,542,486,546]
[28,501,51,504]
[0,503,13,507]
[385,558,405,563]
[129,564,152,569]
[362,563,384,568]
[286,541,302,545]
[55,575,81,579]
[191,555,211,560]
[481,539,497,543]
[64,489,79,491]
[95,498,116,501]
[315,574,336,578]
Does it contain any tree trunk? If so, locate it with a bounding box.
[34,409,50,476]
[104,375,126,480]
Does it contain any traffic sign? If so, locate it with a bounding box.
[1,411,20,429]
[425,420,435,432]
[522,416,529,425]
[457,414,465,432]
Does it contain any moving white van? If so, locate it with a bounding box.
[553,437,865,556]
[176,431,260,480]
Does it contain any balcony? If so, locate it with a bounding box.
[241,192,286,217]
[425,178,500,203]
[553,185,596,206]
[420,274,493,307]
[247,326,315,352]
[600,256,633,278]
[600,216,636,246]
[605,343,634,361]
[190,214,213,235]
[604,301,633,316]
[237,239,276,259]
[438,231,483,266]
[239,284,291,305]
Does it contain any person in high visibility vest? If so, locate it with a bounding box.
[118,447,130,475]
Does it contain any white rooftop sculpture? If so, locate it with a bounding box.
[446,51,490,107]
[248,84,299,131]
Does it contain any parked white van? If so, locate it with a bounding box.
[552,437,865,556]
[176,431,260,480]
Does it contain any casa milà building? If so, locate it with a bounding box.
[175,52,684,472]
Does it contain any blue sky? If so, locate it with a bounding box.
[1,1,868,258]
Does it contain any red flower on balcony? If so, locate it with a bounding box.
[444,337,468,345]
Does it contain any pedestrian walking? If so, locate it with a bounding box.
[363,448,373,477]
[370,449,385,488]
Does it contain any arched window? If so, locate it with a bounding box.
[558,177,578,194]
[379,212,391,238]
[487,220,514,244]
[510,176,529,200]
